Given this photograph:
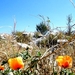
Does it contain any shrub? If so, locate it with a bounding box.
[15,31,31,44]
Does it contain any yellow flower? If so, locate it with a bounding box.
[56,55,72,68]
[56,56,64,66]
[8,56,24,70]
[0,65,4,70]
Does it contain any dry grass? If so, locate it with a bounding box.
[0,34,75,74]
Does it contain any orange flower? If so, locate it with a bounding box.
[56,55,72,68]
[0,65,4,70]
[56,56,64,66]
[8,56,24,70]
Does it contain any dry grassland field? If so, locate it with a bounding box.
[0,32,75,75]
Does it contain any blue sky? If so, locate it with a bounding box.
[0,0,75,34]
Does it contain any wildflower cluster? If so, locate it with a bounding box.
[0,50,41,75]
[0,50,74,75]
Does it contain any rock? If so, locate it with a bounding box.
[7,72,13,75]
[57,39,68,43]
[17,42,33,55]
[17,42,33,49]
